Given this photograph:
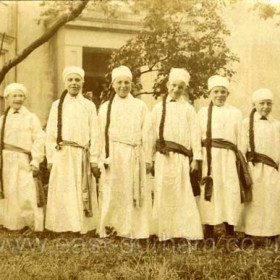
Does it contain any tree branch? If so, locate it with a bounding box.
[0,0,89,85]
[140,69,159,75]
[141,54,170,75]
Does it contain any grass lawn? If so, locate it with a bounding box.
[0,228,279,280]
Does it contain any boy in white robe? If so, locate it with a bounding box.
[198,75,243,238]
[151,68,204,241]
[0,83,45,232]
[237,89,280,243]
[98,65,153,239]
[45,66,100,234]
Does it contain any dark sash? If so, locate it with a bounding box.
[246,151,278,171]
[202,138,253,203]
[156,139,201,196]
[58,141,93,217]
[156,139,193,158]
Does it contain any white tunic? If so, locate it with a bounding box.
[98,93,153,239]
[198,104,242,225]
[236,113,280,236]
[45,93,99,233]
[0,106,45,231]
[151,96,204,241]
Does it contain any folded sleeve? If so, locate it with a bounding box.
[189,105,202,160]
[45,102,58,164]
[141,103,153,164]
[30,114,46,168]
[89,103,100,164]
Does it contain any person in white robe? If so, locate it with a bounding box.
[0,83,45,232]
[197,75,243,238]
[237,89,280,240]
[151,68,204,241]
[98,65,153,239]
[45,66,100,234]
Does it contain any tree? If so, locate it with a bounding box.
[0,0,89,85]
[102,0,239,102]
[253,1,280,21]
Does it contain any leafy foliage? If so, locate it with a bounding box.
[253,2,279,20]
[36,0,239,102]
[104,0,239,101]
[38,0,126,24]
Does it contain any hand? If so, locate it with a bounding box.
[146,163,152,174]
[31,165,39,177]
[190,160,199,173]
[91,163,101,179]
[47,163,53,172]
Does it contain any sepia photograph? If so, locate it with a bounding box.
[0,0,280,279]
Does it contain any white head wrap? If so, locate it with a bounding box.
[112,65,132,82]
[208,75,229,91]
[63,66,85,82]
[4,83,27,98]
[168,68,190,86]
[252,88,273,103]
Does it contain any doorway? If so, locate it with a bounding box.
[82,47,112,108]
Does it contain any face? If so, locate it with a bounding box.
[6,90,26,110]
[112,76,132,98]
[64,73,83,96]
[167,80,186,100]
[210,86,229,106]
[254,99,273,117]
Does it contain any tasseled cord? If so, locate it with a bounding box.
[104,92,115,169]
[248,108,256,164]
[0,106,11,199]
[56,90,68,150]
[158,93,169,155]
[201,101,213,201]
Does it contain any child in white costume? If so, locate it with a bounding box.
[198,75,243,238]
[237,89,280,240]
[151,68,203,241]
[46,66,100,234]
[0,83,45,232]
[98,66,153,239]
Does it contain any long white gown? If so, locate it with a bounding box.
[197,104,243,226]
[151,96,204,241]
[0,106,45,231]
[236,112,280,236]
[45,93,99,233]
[98,93,153,239]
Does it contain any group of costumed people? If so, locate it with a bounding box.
[0,64,279,244]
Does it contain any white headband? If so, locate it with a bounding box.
[252,88,273,103]
[208,75,229,91]
[168,68,190,86]
[63,66,85,82]
[112,65,132,82]
[4,83,27,98]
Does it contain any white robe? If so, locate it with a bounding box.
[45,93,99,233]
[236,113,280,236]
[0,106,45,231]
[98,93,152,239]
[198,104,242,226]
[151,96,204,241]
